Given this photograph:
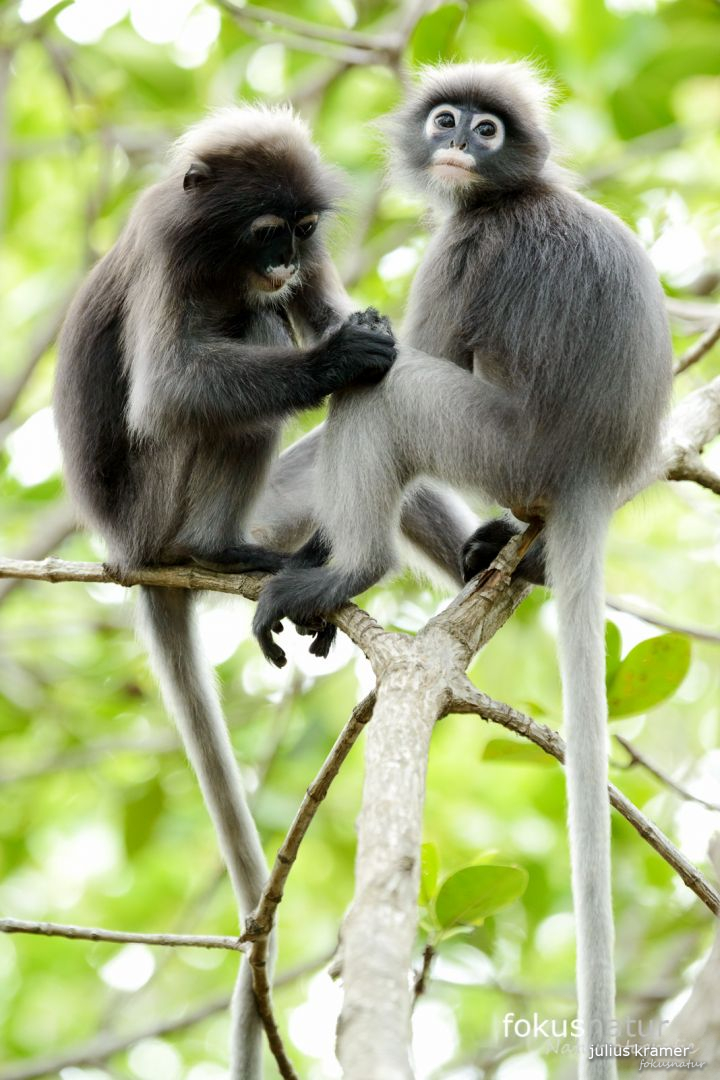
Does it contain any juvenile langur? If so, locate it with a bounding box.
[53,104,400,1080]
[252,65,673,1078]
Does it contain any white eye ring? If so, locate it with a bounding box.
[471,112,505,149]
[425,104,460,137]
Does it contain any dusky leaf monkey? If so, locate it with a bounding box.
[54,103,476,1077]
[252,65,673,1078]
[53,104,400,1079]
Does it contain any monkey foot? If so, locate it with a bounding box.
[462,519,547,586]
[253,573,337,667]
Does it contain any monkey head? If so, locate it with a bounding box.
[162,104,345,301]
[386,62,554,206]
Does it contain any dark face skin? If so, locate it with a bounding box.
[424,102,505,187]
[179,157,330,296]
[246,210,319,291]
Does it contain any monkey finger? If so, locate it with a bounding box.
[256,625,287,668]
[309,623,336,658]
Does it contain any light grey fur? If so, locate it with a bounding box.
[253,63,673,1078]
[54,101,477,1078]
[251,423,476,586]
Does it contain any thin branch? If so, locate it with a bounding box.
[242,691,375,1079]
[606,596,720,646]
[246,691,375,940]
[0,918,245,953]
[0,555,389,667]
[249,934,298,1080]
[216,1,389,66]
[674,320,720,375]
[413,943,435,999]
[614,734,720,812]
[216,0,402,53]
[448,682,720,916]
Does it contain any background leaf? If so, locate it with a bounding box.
[607,633,691,718]
[435,864,529,929]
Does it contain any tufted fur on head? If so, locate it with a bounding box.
[383,61,559,204]
[126,103,346,287]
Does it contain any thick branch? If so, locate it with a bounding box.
[668,451,720,496]
[337,531,538,1079]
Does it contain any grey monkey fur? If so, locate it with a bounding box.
[54,103,476,1078]
[253,63,673,1079]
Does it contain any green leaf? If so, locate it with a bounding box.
[435,864,528,929]
[605,621,622,687]
[607,633,691,718]
[420,842,439,905]
[408,3,466,66]
[482,739,554,767]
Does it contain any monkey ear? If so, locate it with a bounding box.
[183,161,213,190]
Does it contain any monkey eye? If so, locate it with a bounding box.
[253,226,282,245]
[434,111,456,130]
[295,217,318,240]
[474,119,498,138]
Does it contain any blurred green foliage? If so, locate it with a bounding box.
[0,1,719,1078]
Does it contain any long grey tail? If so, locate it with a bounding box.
[138,586,269,1080]
[543,494,616,1080]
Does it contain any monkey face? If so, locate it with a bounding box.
[384,63,553,206]
[424,103,505,187]
[246,211,319,294]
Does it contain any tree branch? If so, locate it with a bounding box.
[336,529,537,1079]
[614,734,720,812]
[668,450,720,496]
[216,0,402,54]
[448,683,720,916]
[0,918,245,953]
[673,320,720,375]
[241,691,375,1080]
[606,596,720,645]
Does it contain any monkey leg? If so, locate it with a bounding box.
[462,516,547,585]
[253,346,527,665]
[250,427,322,553]
[190,542,291,574]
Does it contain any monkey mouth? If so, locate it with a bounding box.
[252,269,297,293]
[430,150,477,183]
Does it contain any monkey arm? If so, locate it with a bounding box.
[126,321,394,439]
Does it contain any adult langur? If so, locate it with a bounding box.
[252,66,672,1079]
[54,104,402,1080]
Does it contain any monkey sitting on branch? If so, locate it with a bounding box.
[53,104,402,1080]
[252,64,673,1079]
